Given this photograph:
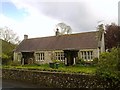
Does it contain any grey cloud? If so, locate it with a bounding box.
[36,2,98,32]
[21,1,98,32]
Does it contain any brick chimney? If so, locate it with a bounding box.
[24,34,28,40]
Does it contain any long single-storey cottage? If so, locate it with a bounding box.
[14,30,105,65]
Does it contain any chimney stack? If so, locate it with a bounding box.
[55,28,60,36]
[24,34,28,40]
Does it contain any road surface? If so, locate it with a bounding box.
[1,78,42,89]
[0,69,44,89]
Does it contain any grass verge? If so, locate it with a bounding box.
[2,64,96,74]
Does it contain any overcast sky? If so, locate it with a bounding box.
[0,0,119,40]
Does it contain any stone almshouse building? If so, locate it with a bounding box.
[14,30,105,65]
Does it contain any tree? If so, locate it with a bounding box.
[0,26,20,44]
[55,22,72,35]
[105,23,120,49]
[1,39,16,65]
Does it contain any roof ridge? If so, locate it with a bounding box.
[27,31,98,40]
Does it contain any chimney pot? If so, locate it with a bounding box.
[55,28,60,36]
[24,35,28,39]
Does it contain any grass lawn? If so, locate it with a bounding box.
[2,64,96,74]
[59,65,96,74]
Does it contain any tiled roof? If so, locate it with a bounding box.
[15,31,98,52]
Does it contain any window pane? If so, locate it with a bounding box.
[88,51,90,60]
[91,51,93,59]
[55,52,64,61]
[36,53,45,61]
[84,52,87,60]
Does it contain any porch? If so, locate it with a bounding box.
[64,50,79,66]
[21,52,34,65]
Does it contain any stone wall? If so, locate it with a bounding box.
[2,69,120,88]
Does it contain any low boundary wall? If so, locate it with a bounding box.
[2,69,120,88]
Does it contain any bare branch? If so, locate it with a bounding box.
[0,26,20,44]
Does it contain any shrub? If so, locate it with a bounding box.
[75,57,80,64]
[33,63,41,66]
[96,48,120,85]
[2,53,12,65]
[76,58,85,65]
[92,58,98,65]
[10,60,21,66]
[52,60,63,64]
[117,47,120,71]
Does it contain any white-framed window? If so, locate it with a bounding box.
[80,51,93,61]
[36,52,45,61]
[55,52,64,61]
